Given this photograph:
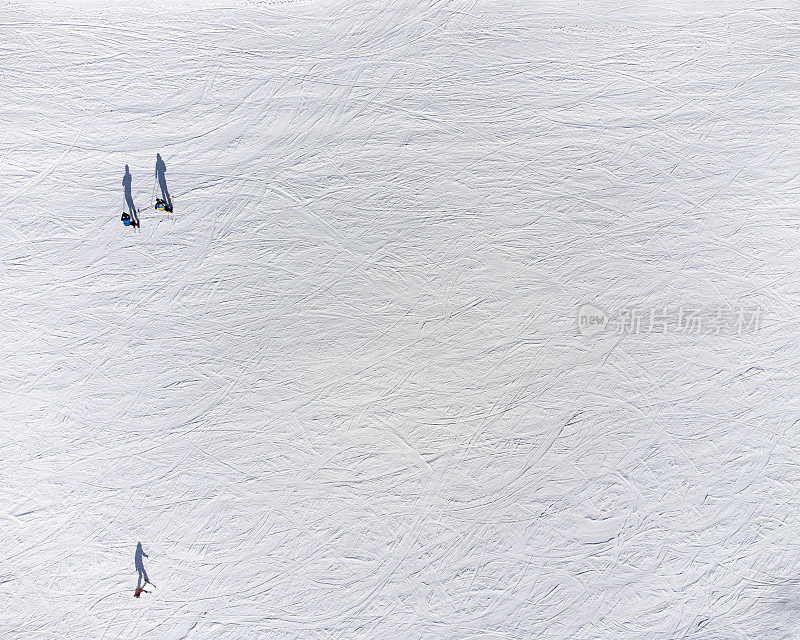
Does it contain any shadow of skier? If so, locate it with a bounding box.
[135,542,152,588]
[155,153,172,211]
[123,165,140,227]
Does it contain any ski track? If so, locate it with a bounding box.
[1,0,800,638]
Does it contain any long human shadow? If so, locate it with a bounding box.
[155,153,172,211]
[135,542,152,588]
[122,165,139,226]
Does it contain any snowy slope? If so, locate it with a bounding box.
[2,1,800,638]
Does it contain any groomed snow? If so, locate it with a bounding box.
[2,1,800,638]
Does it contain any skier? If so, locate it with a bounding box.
[133,586,150,598]
[122,165,140,228]
[154,153,173,213]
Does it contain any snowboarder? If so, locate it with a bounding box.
[154,153,173,213]
[122,165,140,227]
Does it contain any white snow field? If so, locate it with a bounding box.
[2,0,800,637]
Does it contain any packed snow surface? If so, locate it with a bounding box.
[2,1,800,638]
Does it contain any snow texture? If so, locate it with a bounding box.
[2,1,800,638]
